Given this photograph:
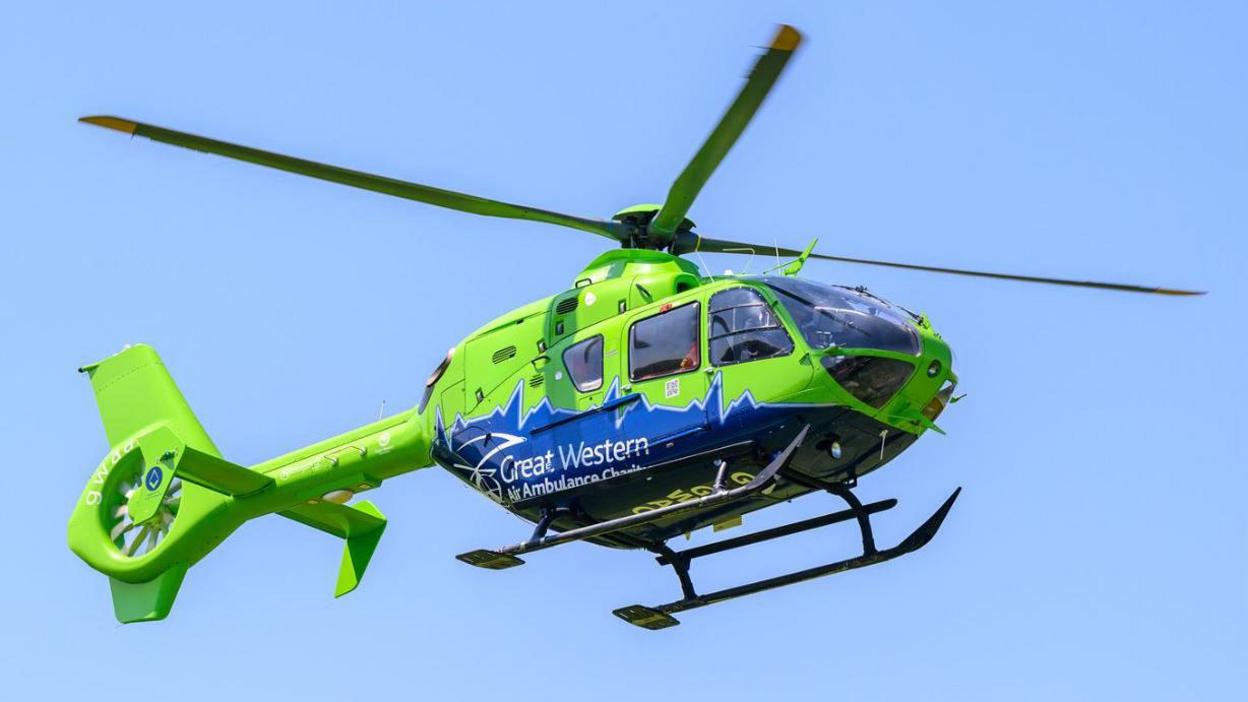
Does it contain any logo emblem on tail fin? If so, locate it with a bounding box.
[144,466,164,491]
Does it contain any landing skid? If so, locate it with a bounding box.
[453,423,959,631]
[613,484,962,630]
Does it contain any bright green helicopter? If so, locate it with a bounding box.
[70,25,1202,630]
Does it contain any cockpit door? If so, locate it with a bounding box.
[620,300,710,445]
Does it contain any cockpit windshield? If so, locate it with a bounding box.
[763,277,920,355]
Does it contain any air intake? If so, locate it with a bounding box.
[555,296,579,315]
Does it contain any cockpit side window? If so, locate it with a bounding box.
[562,335,604,392]
[629,302,700,381]
[708,287,794,366]
[419,348,455,412]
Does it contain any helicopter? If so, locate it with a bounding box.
[68,25,1202,630]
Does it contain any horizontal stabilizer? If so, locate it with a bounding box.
[175,445,274,497]
[280,501,387,597]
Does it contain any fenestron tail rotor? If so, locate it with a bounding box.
[70,343,398,624]
[108,471,181,558]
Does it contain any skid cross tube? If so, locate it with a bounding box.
[613,486,961,630]
[455,426,810,569]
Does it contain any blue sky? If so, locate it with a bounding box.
[3,2,1244,699]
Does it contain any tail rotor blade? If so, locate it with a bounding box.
[110,521,134,542]
[649,25,802,238]
[126,527,151,557]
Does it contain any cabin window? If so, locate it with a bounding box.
[563,335,604,392]
[708,287,793,366]
[820,355,913,408]
[629,302,700,381]
[418,348,455,412]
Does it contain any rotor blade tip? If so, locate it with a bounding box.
[1158,288,1207,296]
[79,116,137,135]
[770,25,802,52]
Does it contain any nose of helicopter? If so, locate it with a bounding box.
[911,326,957,425]
[760,276,956,429]
[814,323,956,430]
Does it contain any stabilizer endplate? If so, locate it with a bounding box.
[280,500,387,597]
[109,564,188,623]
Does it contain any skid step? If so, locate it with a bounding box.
[612,605,680,631]
[455,549,524,570]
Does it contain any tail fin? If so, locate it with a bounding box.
[80,343,220,457]
[70,344,231,622]
[68,344,392,623]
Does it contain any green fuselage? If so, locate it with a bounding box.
[419,248,956,542]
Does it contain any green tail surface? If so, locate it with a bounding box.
[68,344,430,623]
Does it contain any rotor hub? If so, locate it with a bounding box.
[611,204,696,251]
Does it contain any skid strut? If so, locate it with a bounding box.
[455,426,811,570]
[613,485,962,630]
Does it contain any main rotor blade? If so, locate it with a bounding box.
[648,25,802,237]
[79,116,620,241]
[690,236,1205,296]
